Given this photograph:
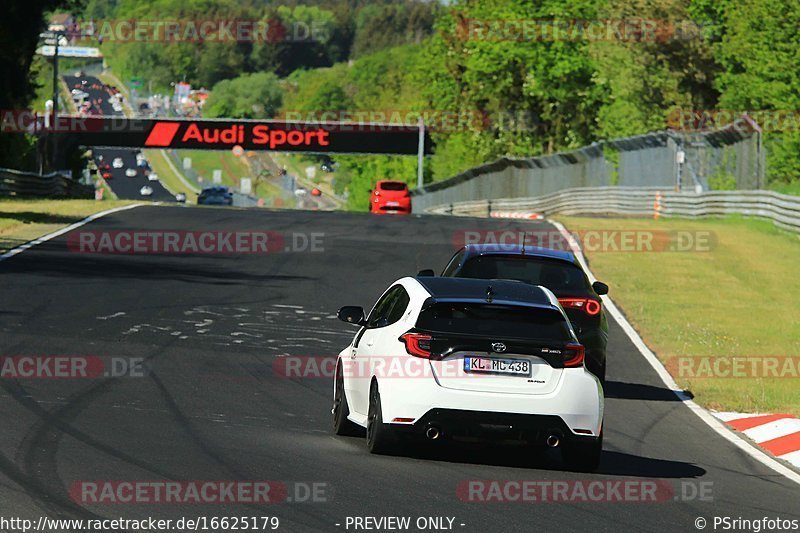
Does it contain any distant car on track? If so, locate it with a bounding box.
[125,168,137,178]
[139,185,153,197]
[148,172,159,182]
[101,171,112,180]
[436,245,609,383]
[369,180,411,214]
[333,276,604,471]
[112,157,124,169]
[197,186,233,206]
[175,192,187,203]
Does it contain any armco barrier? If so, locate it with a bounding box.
[426,187,800,234]
[411,116,763,213]
[0,167,94,199]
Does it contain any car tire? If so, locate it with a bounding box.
[562,427,603,472]
[366,382,395,454]
[332,363,361,437]
[587,359,606,386]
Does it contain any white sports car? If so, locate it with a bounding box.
[112,157,124,169]
[139,185,153,197]
[333,276,604,471]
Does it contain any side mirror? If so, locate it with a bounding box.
[417,269,435,277]
[592,281,609,296]
[337,306,366,326]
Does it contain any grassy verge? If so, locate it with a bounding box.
[144,149,197,202]
[176,150,288,205]
[554,215,800,415]
[0,199,137,253]
[176,150,249,189]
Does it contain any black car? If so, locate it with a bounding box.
[197,186,233,206]
[433,244,609,383]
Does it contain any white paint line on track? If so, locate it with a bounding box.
[548,218,800,486]
[744,419,800,444]
[0,203,144,263]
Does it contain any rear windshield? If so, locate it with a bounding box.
[379,182,408,191]
[416,303,571,341]
[458,256,591,294]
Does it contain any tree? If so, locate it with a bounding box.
[204,72,283,119]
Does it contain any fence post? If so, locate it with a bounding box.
[487,200,492,217]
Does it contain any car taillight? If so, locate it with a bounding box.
[563,343,585,367]
[399,332,432,358]
[559,298,601,316]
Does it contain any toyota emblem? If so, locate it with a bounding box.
[491,342,507,353]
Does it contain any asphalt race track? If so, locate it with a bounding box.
[64,74,176,202]
[0,206,798,532]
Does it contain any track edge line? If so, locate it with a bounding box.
[0,203,144,263]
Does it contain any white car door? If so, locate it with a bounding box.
[347,286,407,416]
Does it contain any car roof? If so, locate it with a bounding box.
[413,276,558,309]
[461,244,578,265]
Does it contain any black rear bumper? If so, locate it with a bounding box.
[394,408,597,445]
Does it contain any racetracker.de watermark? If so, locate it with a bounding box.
[457,18,704,43]
[666,356,800,378]
[66,19,327,43]
[453,229,716,252]
[70,481,329,504]
[0,356,146,379]
[68,231,325,254]
[667,109,800,133]
[457,479,713,503]
[277,109,545,133]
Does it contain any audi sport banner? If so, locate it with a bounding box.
[43,116,433,155]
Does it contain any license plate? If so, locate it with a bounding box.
[386,201,400,206]
[463,356,531,376]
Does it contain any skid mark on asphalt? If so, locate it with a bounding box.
[113,304,349,351]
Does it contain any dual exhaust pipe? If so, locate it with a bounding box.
[424,425,562,446]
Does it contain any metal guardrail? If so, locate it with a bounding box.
[426,187,800,234]
[0,167,94,199]
[412,116,764,212]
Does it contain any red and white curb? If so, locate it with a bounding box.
[713,412,800,469]
[490,211,543,220]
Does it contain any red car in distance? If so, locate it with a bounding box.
[369,180,412,214]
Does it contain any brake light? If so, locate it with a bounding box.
[563,343,585,367]
[399,332,432,358]
[559,298,601,316]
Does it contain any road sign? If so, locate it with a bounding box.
[37,45,102,58]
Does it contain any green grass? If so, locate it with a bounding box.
[176,150,289,205]
[176,150,249,189]
[555,214,800,415]
[144,149,198,201]
[0,199,137,253]
[769,181,800,196]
